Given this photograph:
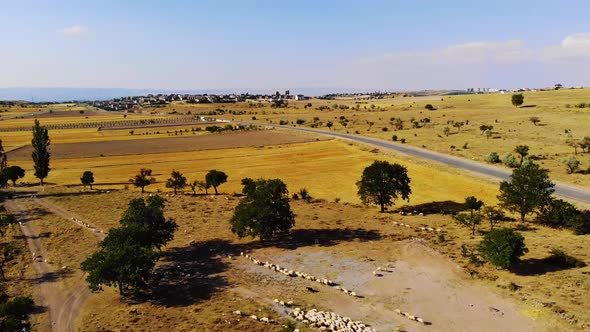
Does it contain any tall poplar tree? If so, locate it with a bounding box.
[31,120,50,185]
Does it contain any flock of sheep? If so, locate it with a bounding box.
[70,217,105,234]
[392,221,442,233]
[394,309,428,325]
[288,306,376,332]
[240,253,360,297]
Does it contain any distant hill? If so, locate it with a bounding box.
[0,88,163,102]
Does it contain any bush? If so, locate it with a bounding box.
[502,153,520,168]
[538,199,590,234]
[279,120,289,125]
[478,228,528,268]
[546,248,586,268]
[562,157,580,174]
[424,104,436,110]
[295,119,305,125]
[400,138,406,143]
[485,152,501,163]
[381,127,388,132]
[391,135,398,141]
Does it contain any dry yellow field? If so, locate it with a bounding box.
[149,89,590,188]
[10,137,501,206]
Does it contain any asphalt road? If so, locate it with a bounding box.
[258,123,590,206]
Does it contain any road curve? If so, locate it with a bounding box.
[257,123,590,206]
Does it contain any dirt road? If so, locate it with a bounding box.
[6,195,104,332]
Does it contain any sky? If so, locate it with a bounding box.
[1,0,590,93]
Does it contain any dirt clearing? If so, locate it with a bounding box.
[8,129,323,159]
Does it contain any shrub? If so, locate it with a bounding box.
[298,188,311,201]
[562,157,580,174]
[462,142,469,149]
[538,199,590,234]
[424,104,436,110]
[502,153,520,168]
[391,135,398,141]
[478,228,528,268]
[279,120,289,125]
[400,138,406,143]
[546,248,586,268]
[295,119,305,125]
[485,152,501,163]
[381,127,388,132]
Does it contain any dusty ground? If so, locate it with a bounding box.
[22,187,585,331]
[7,129,321,159]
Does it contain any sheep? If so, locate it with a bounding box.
[249,315,257,320]
[417,317,425,324]
[260,317,269,323]
[232,310,241,315]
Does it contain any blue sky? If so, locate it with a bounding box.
[1,0,590,92]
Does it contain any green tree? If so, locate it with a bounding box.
[0,243,19,281]
[118,195,178,251]
[0,295,36,331]
[562,156,580,174]
[357,160,411,212]
[483,206,505,231]
[498,163,555,223]
[80,171,95,190]
[514,145,529,165]
[165,170,187,194]
[81,235,156,295]
[130,168,155,193]
[454,196,484,235]
[230,178,295,240]
[4,166,25,186]
[326,121,333,130]
[205,170,228,195]
[81,195,176,295]
[189,180,209,194]
[31,119,50,185]
[511,93,524,107]
[0,209,16,237]
[479,228,528,268]
[0,140,8,188]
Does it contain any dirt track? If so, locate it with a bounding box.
[8,130,321,160]
[6,194,105,332]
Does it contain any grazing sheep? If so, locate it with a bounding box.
[417,317,425,324]
[260,317,269,323]
[233,310,241,315]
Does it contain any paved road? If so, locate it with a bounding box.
[258,123,590,206]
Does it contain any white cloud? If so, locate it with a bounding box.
[543,33,590,61]
[365,33,590,67]
[61,25,88,36]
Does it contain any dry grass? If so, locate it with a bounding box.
[31,187,587,331]
[11,137,500,206]
[154,89,590,188]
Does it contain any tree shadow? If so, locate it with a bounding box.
[128,239,232,307]
[520,105,537,108]
[394,200,465,215]
[510,257,586,276]
[245,228,382,250]
[28,269,74,285]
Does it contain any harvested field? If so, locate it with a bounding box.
[8,129,322,159]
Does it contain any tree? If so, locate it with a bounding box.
[484,129,492,140]
[454,196,484,235]
[483,206,505,231]
[498,163,555,223]
[424,104,436,110]
[4,166,25,186]
[566,139,581,155]
[478,228,528,268]
[31,119,50,185]
[326,121,333,130]
[81,236,156,295]
[511,93,524,108]
[453,121,465,132]
[0,243,19,281]
[189,180,208,194]
[0,209,16,237]
[81,195,176,295]
[479,124,493,134]
[514,145,529,165]
[485,152,501,163]
[205,170,227,195]
[562,157,580,174]
[117,195,178,251]
[0,140,7,188]
[529,116,541,126]
[165,170,186,194]
[230,178,295,240]
[130,168,155,193]
[80,171,95,190]
[443,126,450,136]
[357,161,411,212]
[0,295,36,332]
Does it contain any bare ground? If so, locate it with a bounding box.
[7,130,323,160]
